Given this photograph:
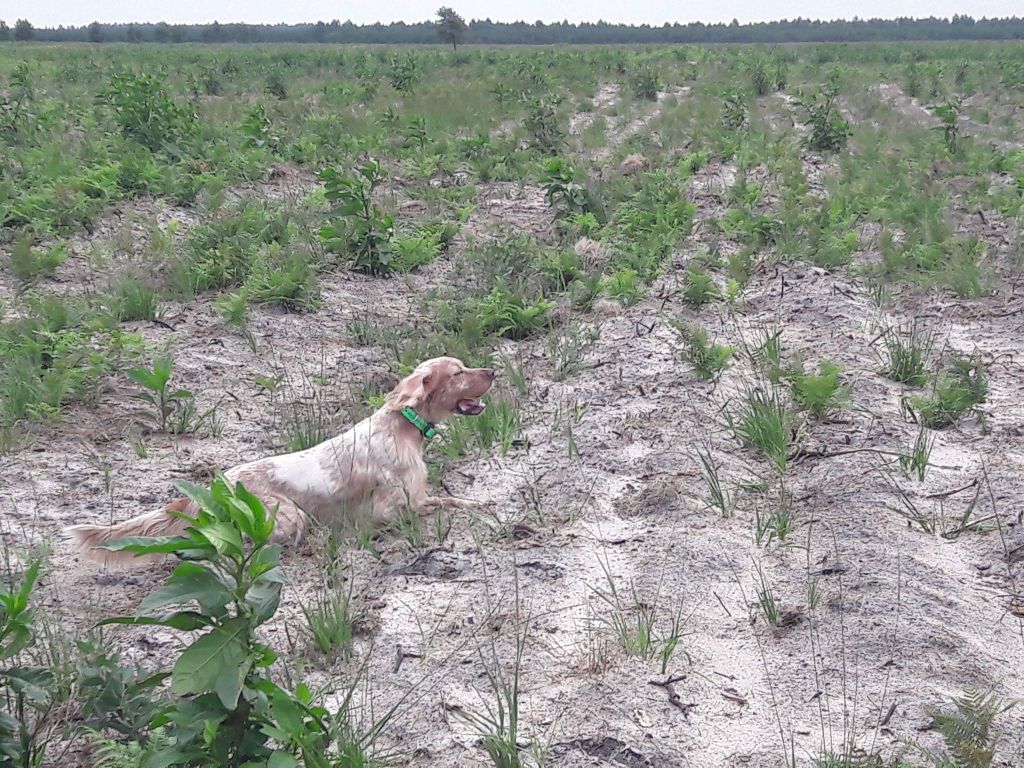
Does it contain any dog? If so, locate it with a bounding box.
[66,356,495,564]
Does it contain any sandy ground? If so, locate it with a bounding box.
[2,76,1024,768]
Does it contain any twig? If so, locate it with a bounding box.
[648,677,696,717]
[924,478,978,499]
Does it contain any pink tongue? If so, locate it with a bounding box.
[458,399,485,415]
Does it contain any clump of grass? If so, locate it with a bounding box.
[910,354,987,429]
[545,322,599,382]
[899,425,935,482]
[789,360,850,420]
[696,445,735,517]
[753,563,779,627]
[876,320,935,387]
[301,571,357,661]
[110,274,160,322]
[669,320,733,380]
[9,236,67,285]
[601,268,643,306]
[731,387,794,472]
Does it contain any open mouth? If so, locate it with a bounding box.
[455,398,486,416]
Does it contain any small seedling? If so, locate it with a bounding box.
[128,355,198,434]
[909,355,987,429]
[681,267,721,307]
[696,445,735,517]
[670,320,733,380]
[788,360,850,420]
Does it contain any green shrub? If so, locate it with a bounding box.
[682,267,721,307]
[98,70,192,151]
[320,160,396,275]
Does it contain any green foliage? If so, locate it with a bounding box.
[541,158,590,215]
[0,298,133,442]
[795,82,851,152]
[631,66,661,100]
[8,236,66,285]
[75,637,164,743]
[931,96,964,153]
[721,90,747,129]
[389,54,420,93]
[0,561,61,768]
[916,687,1014,768]
[320,160,396,276]
[1,63,34,138]
[240,103,279,151]
[524,96,564,154]
[670,321,733,380]
[731,387,793,472]
[876,321,934,387]
[98,70,192,151]
[110,275,161,322]
[910,355,987,429]
[681,267,721,307]
[98,476,336,768]
[601,268,643,306]
[128,355,208,435]
[474,285,554,340]
[788,360,850,419]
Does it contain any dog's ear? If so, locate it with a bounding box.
[386,369,435,409]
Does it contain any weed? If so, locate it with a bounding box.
[8,236,66,285]
[898,425,934,481]
[681,267,721,307]
[128,355,211,435]
[876,320,935,387]
[909,355,987,429]
[98,476,336,767]
[98,69,192,151]
[541,158,590,215]
[696,445,735,517]
[753,562,779,627]
[670,320,733,380]
[631,66,662,100]
[795,82,851,152]
[601,268,643,306]
[931,96,964,153]
[731,387,794,472]
[545,322,598,381]
[789,360,850,420]
[301,570,357,662]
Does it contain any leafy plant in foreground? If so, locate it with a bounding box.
[0,560,59,768]
[98,476,333,768]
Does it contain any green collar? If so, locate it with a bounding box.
[401,407,438,439]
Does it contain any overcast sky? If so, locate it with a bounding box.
[7,0,1019,28]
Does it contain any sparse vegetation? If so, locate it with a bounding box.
[0,37,1020,767]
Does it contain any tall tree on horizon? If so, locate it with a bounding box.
[87,21,103,42]
[436,7,467,51]
[14,18,33,41]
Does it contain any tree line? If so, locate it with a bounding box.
[2,15,1023,44]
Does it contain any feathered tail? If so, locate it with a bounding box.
[64,498,194,567]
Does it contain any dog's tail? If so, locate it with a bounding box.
[64,498,194,567]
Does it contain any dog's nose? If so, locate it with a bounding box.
[485,368,496,380]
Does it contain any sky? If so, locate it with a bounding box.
[7,0,1020,28]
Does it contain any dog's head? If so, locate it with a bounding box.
[386,356,496,424]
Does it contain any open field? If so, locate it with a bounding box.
[1,41,1024,767]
